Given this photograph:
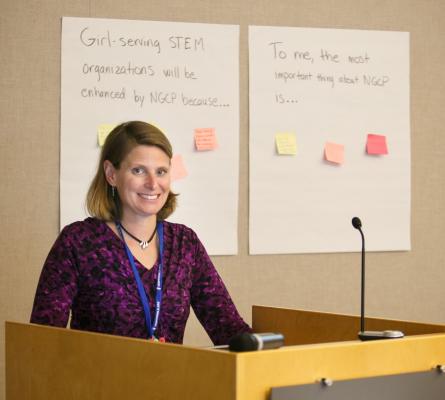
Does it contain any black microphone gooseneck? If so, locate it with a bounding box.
[351,217,404,341]
[351,217,365,334]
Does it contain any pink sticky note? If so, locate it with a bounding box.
[170,154,188,181]
[367,134,388,155]
[194,128,217,151]
[324,142,344,165]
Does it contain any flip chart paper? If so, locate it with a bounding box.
[249,26,410,254]
[61,17,240,255]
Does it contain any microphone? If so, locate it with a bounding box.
[351,217,404,341]
[352,216,362,230]
[228,332,284,352]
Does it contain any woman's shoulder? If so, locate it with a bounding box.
[62,216,104,231]
[162,219,192,234]
[162,220,199,241]
[60,217,108,241]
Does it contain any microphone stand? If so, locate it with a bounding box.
[359,227,365,336]
[352,217,404,341]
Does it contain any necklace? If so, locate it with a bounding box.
[120,223,157,250]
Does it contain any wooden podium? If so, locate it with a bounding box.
[6,306,445,400]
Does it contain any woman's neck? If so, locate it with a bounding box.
[120,214,157,240]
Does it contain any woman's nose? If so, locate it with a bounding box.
[144,172,157,189]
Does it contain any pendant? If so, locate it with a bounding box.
[140,241,149,249]
[149,336,166,343]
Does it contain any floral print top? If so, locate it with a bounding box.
[30,218,250,344]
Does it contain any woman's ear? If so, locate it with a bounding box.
[103,160,117,186]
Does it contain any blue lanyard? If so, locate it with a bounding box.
[116,221,164,339]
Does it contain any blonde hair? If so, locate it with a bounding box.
[86,121,177,221]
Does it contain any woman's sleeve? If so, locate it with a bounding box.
[30,227,79,327]
[190,233,251,345]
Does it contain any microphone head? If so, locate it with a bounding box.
[228,332,257,352]
[352,217,362,230]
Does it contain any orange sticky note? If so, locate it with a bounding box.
[97,124,116,147]
[275,133,297,155]
[170,154,188,181]
[194,128,217,151]
[324,142,344,164]
[367,134,388,155]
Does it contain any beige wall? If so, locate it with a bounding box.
[1,0,444,398]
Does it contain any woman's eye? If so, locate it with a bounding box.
[132,167,145,175]
[157,168,168,176]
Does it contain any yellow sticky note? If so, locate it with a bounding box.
[170,154,188,181]
[324,142,344,164]
[97,124,116,147]
[275,133,297,155]
[194,128,218,151]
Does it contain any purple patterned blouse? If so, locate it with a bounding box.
[30,218,250,344]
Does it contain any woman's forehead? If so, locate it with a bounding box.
[123,145,170,164]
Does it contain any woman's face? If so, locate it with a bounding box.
[105,145,171,222]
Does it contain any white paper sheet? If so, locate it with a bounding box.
[249,26,410,254]
[61,17,239,255]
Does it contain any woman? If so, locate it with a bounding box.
[30,121,250,344]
